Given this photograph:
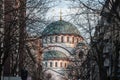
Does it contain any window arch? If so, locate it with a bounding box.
[55,36,58,42]
[72,37,74,43]
[50,36,52,43]
[55,62,58,67]
[65,63,67,68]
[50,62,52,67]
[61,36,64,42]
[45,62,47,67]
[67,36,69,42]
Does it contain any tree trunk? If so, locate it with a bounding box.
[0,64,2,80]
[95,42,108,80]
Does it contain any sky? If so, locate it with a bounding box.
[46,0,104,21]
[46,0,75,21]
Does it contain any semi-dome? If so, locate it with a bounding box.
[43,50,68,60]
[42,20,80,36]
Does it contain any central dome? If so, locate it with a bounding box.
[42,20,80,36]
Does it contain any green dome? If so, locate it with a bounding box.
[43,50,68,60]
[42,20,80,36]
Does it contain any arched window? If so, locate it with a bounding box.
[45,62,47,67]
[50,36,52,43]
[55,36,58,42]
[65,63,67,68]
[50,62,52,67]
[61,36,64,42]
[55,62,57,67]
[67,36,69,42]
[60,62,62,67]
[72,37,74,43]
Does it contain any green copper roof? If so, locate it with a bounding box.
[42,20,80,36]
[43,50,67,60]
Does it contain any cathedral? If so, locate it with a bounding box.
[41,17,86,80]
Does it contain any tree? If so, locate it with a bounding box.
[68,0,120,80]
[0,0,52,79]
[67,0,108,80]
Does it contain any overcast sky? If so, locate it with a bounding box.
[46,0,103,22]
[46,0,75,21]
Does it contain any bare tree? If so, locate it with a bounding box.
[0,0,53,79]
[68,0,120,80]
[66,0,106,80]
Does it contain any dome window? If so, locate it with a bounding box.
[65,63,67,68]
[45,62,47,67]
[61,36,64,42]
[50,36,52,43]
[72,37,74,43]
[50,62,52,67]
[55,62,58,67]
[55,36,58,42]
[67,36,69,42]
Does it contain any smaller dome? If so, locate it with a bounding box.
[43,50,68,60]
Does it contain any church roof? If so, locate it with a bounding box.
[42,20,80,36]
[43,50,68,60]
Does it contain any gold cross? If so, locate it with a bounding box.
[60,9,62,20]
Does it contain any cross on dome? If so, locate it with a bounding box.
[60,9,62,20]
